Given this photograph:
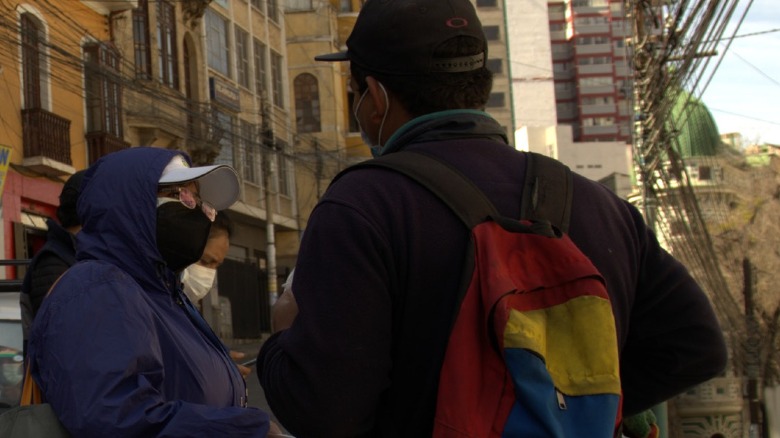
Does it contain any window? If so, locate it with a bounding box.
[483,25,500,41]
[572,0,608,6]
[582,116,614,126]
[235,27,250,88]
[339,0,352,12]
[580,76,612,87]
[286,0,313,11]
[157,0,178,88]
[553,62,572,73]
[268,0,278,22]
[581,97,613,105]
[206,10,230,77]
[556,102,576,115]
[294,74,321,133]
[214,111,235,167]
[486,92,505,108]
[476,0,497,7]
[276,140,291,196]
[270,51,283,108]
[21,13,43,108]
[253,39,267,97]
[699,166,712,181]
[486,58,502,75]
[577,56,611,65]
[241,120,259,183]
[84,43,123,137]
[548,4,565,13]
[251,0,263,11]
[574,16,607,25]
[132,0,152,79]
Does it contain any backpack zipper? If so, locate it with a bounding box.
[556,389,567,410]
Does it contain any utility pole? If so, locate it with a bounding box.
[744,257,763,438]
[261,98,278,306]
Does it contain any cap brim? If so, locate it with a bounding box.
[159,165,240,211]
[314,51,349,62]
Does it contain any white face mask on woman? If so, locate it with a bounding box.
[181,263,217,303]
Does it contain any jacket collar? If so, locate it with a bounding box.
[380,110,508,155]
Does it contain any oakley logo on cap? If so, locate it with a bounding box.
[446,17,469,28]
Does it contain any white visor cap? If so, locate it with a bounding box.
[158,155,241,211]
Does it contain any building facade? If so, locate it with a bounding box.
[0,0,301,339]
[281,0,517,217]
[284,0,355,231]
[0,0,128,266]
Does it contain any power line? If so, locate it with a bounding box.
[710,108,780,126]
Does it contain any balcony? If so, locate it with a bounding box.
[81,0,138,15]
[22,108,73,176]
[578,64,614,75]
[86,131,130,165]
[580,103,616,116]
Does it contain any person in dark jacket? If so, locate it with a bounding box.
[19,169,86,355]
[28,147,279,437]
[257,0,728,436]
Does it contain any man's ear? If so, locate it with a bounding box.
[365,76,389,123]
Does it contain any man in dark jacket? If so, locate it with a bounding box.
[257,0,728,436]
[20,169,86,355]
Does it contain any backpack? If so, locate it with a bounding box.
[355,150,622,437]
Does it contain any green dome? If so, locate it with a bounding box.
[669,91,721,157]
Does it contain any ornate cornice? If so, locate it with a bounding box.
[182,0,212,27]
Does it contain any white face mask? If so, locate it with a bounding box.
[182,263,217,303]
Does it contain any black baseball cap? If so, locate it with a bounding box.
[315,0,487,75]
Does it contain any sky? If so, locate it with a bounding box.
[699,0,780,146]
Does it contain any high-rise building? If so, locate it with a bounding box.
[505,0,635,188]
[510,0,632,143]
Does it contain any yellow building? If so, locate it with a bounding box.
[284,0,363,236]
[191,0,300,310]
[113,0,300,335]
[0,0,126,263]
[0,0,300,337]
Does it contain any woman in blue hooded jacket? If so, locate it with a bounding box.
[28,147,277,437]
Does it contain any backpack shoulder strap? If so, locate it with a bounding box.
[520,152,573,233]
[338,150,573,232]
[349,151,498,229]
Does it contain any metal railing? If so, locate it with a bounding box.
[22,108,72,165]
[0,260,30,293]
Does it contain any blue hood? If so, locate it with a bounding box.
[77,147,182,293]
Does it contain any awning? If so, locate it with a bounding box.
[20,212,48,230]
